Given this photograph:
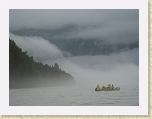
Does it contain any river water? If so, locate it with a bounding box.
[9,84,138,106]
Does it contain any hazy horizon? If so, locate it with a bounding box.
[9,32,139,86]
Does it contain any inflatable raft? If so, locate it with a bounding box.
[95,87,120,91]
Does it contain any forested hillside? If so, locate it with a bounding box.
[9,39,75,89]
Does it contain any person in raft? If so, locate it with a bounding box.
[102,85,106,90]
[96,84,100,89]
[108,84,112,89]
[112,84,114,89]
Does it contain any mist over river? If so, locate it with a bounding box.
[9,84,138,106]
[9,9,139,106]
[9,49,139,106]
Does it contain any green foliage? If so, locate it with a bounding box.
[9,39,74,88]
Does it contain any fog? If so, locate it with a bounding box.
[9,33,139,86]
[9,33,63,62]
[43,52,139,86]
[9,9,139,44]
[9,11,139,89]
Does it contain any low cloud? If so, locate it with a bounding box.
[9,33,63,62]
[9,31,138,86]
[43,49,139,86]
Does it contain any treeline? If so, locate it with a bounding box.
[9,39,75,89]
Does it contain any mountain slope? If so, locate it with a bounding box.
[11,28,139,56]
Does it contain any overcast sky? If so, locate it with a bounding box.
[9,9,139,43]
[9,9,139,86]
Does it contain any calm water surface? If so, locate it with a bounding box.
[9,85,139,106]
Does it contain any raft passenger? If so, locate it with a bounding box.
[102,85,106,90]
[108,84,112,89]
[112,84,114,89]
[96,84,100,89]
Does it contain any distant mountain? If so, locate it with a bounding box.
[11,28,139,56]
[50,39,138,56]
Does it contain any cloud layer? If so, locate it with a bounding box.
[9,10,139,86]
[9,33,63,62]
[43,48,139,86]
[9,9,139,44]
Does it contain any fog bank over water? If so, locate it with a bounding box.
[9,9,139,87]
[9,33,138,86]
[43,50,139,86]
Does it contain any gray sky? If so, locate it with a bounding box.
[9,9,139,44]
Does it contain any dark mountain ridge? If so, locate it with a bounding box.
[11,28,139,56]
